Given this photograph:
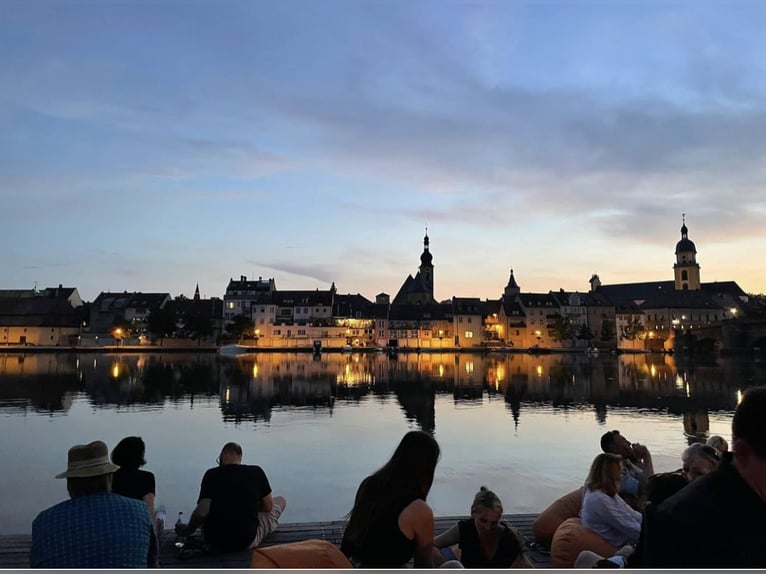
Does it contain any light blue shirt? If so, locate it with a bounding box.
[580,487,642,548]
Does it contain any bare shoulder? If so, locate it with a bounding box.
[398,498,434,536]
[401,498,432,518]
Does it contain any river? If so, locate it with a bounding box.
[1,350,763,535]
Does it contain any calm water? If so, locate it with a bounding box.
[1,350,764,535]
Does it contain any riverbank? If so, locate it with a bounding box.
[0,343,653,355]
[0,513,551,568]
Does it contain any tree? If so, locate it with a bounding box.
[600,319,616,343]
[148,307,176,346]
[549,315,577,346]
[226,314,255,342]
[620,317,643,349]
[577,324,595,346]
[184,310,214,345]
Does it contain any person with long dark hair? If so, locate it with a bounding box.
[341,430,441,567]
[111,437,156,528]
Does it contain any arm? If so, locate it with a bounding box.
[260,493,273,513]
[606,494,643,543]
[142,493,157,531]
[433,523,460,549]
[398,499,435,568]
[634,444,655,477]
[177,498,211,536]
[146,520,159,568]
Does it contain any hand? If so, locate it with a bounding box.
[632,443,650,459]
[175,522,189,536]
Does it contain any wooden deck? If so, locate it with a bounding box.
[0,514,551,568]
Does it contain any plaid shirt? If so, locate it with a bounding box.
[31,492,157,568]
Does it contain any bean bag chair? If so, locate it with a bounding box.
[532,487,583,547]
[251,539,352,568]
[550,518,619,568]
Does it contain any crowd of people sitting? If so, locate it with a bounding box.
[28,386,766,568]
[541,386,766,569]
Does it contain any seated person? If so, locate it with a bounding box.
[175,442,286,553]
[31,441,157,568]
[706,435,728,454]
[575,470,689,569]
[681,443,719,481]
[433,486,532,568]
[580,453,642,549]
[600,430,654,506]
[111,436,157,529]
[341,431,441,568]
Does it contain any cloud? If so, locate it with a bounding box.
[247,260,339,286]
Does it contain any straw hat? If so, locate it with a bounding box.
[55,440,120,479]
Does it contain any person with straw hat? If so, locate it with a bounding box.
[30,440,158,568]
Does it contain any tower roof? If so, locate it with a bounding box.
[420,229,433,266]
[675,215,697,254]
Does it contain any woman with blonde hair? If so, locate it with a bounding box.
[433,487,533,568]
[580,453,642,548]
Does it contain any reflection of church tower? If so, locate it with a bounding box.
[419,229,434,298]
[674,215,701,291]
[503,268,520,300]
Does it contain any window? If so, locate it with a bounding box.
[681,270,688,281]
[465,331,473,338]
[226,301,235,309]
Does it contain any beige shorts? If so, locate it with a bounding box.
[249,502,284,548]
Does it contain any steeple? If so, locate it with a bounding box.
[193,283,200,301]
[418,227,434,299]
[504,268,520,299]
[673,214,701,291]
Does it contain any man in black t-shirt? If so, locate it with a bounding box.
[644,386,766,567]
[176,442,287,552]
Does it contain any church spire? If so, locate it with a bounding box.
[194,283,200,301]
[504,268,520,299]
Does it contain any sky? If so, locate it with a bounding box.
[2,0,766,302]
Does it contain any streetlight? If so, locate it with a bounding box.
[534,330,542,348]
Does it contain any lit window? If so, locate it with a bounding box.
[465,331,473,338]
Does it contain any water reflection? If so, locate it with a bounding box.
[1,352,764,431]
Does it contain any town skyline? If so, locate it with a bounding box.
[3,1,766,300]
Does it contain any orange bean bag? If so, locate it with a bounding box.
[251,539,352,568]
[550,517,619,568]
[532,487,583,547]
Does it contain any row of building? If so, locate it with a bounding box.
[0,219,752,350]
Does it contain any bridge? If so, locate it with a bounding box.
[671,318,766,354]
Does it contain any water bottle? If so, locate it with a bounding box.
[175,511,185,549]
[155,505,167,538]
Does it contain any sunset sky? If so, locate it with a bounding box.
[3,0,765,302]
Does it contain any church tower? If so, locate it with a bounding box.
[503,268,520,300]
[673,215,701,291]
[419,228,434,298]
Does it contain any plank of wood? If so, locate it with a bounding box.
[0,513,551,569]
